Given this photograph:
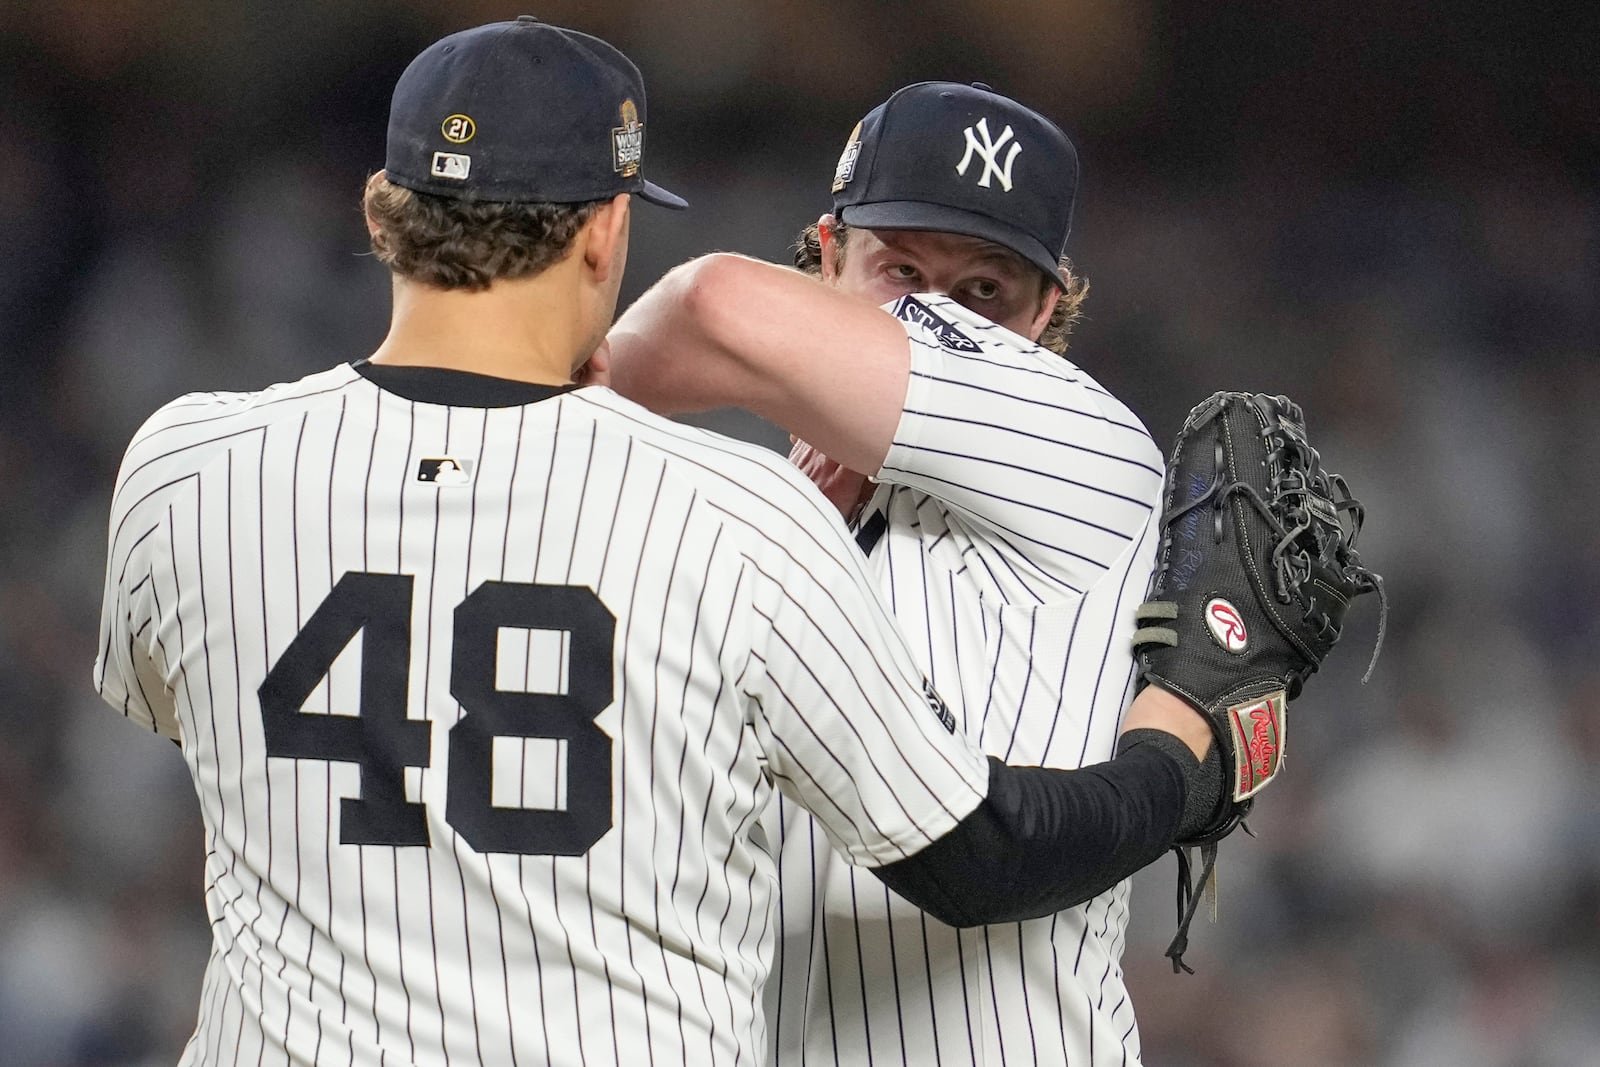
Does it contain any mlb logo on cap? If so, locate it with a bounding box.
[431,152,471,181]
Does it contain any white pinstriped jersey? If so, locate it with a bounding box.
[765,294,1166,1067]
[94,362,993,1067]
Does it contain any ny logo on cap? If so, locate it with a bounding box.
[955,117,1020,192]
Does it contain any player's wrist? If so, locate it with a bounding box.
[1121,682,1212,760]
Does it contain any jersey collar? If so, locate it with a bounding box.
[352,360,579,408]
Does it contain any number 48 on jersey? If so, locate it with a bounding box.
[258,571,616,857]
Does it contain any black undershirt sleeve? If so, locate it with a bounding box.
[868,734,1197,928]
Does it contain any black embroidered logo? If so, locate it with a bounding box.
[890,296,982,353]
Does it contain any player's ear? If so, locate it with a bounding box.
[1028,276,1062,340]
[584,194,632,283]
[363,170,388,239]
[817,213,843,284]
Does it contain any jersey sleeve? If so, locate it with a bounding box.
[876,294,1166,596]
[732,471,990,867]
[95,536,179,738]
[92,400,206,740]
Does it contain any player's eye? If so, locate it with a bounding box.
[964,279,1002,301]
[887,264,920,281]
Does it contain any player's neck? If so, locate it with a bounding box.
[370,268,600,386]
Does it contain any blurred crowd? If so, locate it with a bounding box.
[1,2,1595,1064]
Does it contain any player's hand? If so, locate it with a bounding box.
[789,437,874,523]
[573,338,612,388]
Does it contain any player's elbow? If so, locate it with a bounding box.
[675,253,766,358]
[865,859,986,928]
[912,892,1032,929]
[611,253,766,413]
[868,855,1075,928]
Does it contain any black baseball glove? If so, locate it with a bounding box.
[1132,391,1386,970]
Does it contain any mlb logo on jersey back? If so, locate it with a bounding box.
[889,295,982,353]
[417,457,475,485]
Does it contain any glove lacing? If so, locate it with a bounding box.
[1165,841,1220,974]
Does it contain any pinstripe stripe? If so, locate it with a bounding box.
[255,427,277,1067]
[354,388,383,1064]
[287,409,317,1060]
[882,452,1151,525]
[901,373,1146,437]
[325,397,351,1061]
[465,408,521,1067]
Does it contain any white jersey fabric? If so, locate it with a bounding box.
[765,294,1166,1066]
[94,362,993,1067]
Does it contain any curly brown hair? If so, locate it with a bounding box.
[792,219,1087,356]
[363,172,605,292]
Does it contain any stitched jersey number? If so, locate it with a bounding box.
[259,572,615,856]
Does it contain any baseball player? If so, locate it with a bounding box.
[94,28,1218,1067]
[608,83,1203,1064]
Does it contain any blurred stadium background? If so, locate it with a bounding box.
[2,1,1596,1064]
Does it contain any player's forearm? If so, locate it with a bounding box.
[609,253,908,473]
[869,743,1193,927]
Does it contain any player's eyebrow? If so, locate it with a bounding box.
[971,250,1028,273]
[949,247,1031,280]
[874,234,1029,273]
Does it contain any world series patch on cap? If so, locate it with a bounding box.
[385,16,686,209]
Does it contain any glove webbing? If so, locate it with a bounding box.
[1153,434,1390,684]
[1258,429,1390,681]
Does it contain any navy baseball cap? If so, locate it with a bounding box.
[385,17,686,209]
[829,82,1077,287]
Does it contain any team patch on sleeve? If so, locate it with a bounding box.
[921,678,958,733]
[889,295,982,353]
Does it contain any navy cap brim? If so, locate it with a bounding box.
[638,180,687,210]
[840,201,1065,290]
